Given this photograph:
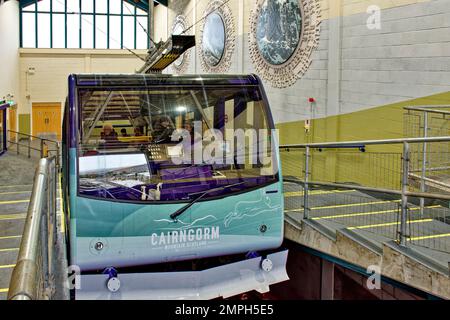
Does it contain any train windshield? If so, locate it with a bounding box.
[77,85,279,202]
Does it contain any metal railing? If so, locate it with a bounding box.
[404,106,450,215]
[404,106,450,142]
[7,130,60,166]
[280,136,450,253]
[7,157,68,300]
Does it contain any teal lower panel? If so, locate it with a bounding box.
[72,185,283,238]
[74,233,283,270]
[67,148,284,269]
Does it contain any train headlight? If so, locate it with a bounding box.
[90,238,109,255]
[95,242,104,251]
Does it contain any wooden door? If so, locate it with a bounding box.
[32,103,62,140]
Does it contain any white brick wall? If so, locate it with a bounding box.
[167,0,329,124]
[340,0,450,115]
[0,1,20,102]
[19,50,146,116]
[9,0,450,128]
[166,0,450,124]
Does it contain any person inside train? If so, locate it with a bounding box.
[152,116,175,143]
[182,119,202,146]
[101,123,118,141]
[134,127,144,137]
[121,128,130,137]
[184,119,194,138]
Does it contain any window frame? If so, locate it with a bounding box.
[20,0,149,50]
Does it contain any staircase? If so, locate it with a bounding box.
[283,182,450,299]
[0,153,37,300]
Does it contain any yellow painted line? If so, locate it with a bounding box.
[285,191,305,197]
[0,248,19,253]
[285,189,356,198]
[0,191,31,196]
[348,219,434,230]
[0,235,21,241]
[0,288,8,293]
[285,199,402,213]
[408,233,450,241]
[285,191,304,197]
[311,205,442,221]
[312,200,401,210]
[0,199,29,205]
[0,214,26,221]
[0,264,15,269]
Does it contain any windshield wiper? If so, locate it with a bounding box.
[170,182,246,220]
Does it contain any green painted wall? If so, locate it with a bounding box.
[277,91,450,189]
[18,114,30,136]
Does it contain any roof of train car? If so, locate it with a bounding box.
[72,74,261,87]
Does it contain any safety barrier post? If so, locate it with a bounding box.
[420,111,428,216]
[27,138,31,158]
[400,141,410,246]
[40,140,44,158]
[304,146,311,219]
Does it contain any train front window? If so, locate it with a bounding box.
[77,86,278,202]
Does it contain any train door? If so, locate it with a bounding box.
[32,103,62,140]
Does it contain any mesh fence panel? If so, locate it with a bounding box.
[281,136,450,253]
[405,195,450,254]
[405,108,450,194]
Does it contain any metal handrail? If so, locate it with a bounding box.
[280,136,450,149]
[7,157,58,300]
[404,106,450,115]
[405,105,450,109]
[280,135,450,247]
[7,129,59,145]
[403,107,450,215]
[7,130,60,166]
[283,178,450,201]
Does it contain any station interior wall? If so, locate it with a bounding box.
[160,0,450,187]
[1,0,450,144]
[0,1,20,107]
[165,0,450,145]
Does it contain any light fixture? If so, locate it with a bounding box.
[138,35,196,74]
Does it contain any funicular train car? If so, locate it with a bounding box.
[62,73,288,299]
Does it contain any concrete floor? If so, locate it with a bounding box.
[0,153,37,300]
